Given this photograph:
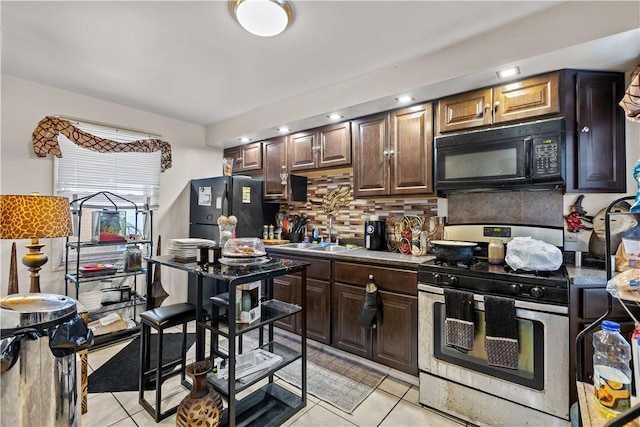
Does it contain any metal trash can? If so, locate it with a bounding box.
[1,293,93,427]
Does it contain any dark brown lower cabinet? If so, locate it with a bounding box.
[332,262,418,375]
[271,257,331,344]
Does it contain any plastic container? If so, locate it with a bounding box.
[222,237,267,258]
[488,239,505,265]
[592,320,632,418]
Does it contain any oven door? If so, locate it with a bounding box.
[418,284,569,420]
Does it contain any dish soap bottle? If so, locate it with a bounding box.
[593,320,632,418]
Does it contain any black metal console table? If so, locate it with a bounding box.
[145,255,309,427]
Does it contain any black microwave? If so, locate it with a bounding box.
[434,118,565,193]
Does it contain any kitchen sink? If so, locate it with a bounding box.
[308,245,352,252]
[278,243,315,249]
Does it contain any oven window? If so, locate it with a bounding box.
[433,302,544,390]
[443,147,517,179]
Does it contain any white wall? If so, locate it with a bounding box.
[0,75,223,303]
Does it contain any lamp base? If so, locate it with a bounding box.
[22,237,48,293]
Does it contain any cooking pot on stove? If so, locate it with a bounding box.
[589,201,637,259]
[431,240,478,265]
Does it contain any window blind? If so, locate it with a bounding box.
[54,120,161,209]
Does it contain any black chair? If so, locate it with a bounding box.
[138,302,196,422]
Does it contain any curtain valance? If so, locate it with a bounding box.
[31,116,172,171]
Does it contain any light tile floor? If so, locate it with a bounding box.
[82,324,473,427]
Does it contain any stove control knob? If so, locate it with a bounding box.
[449,276,459,286]
[433,273,442,283]
[509,284,521,295]
[531,287,544,298]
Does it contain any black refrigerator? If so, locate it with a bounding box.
[188,175,279,312]
[189,176,278,242]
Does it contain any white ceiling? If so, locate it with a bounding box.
[2,1,639,148]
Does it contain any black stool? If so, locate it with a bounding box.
[138,302,196,422]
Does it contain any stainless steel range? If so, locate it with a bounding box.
[418,224,570,427]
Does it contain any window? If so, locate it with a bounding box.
[53,119,161,267]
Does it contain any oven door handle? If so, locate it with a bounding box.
[417,283,568,315]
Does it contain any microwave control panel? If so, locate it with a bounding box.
[531,135,561,177]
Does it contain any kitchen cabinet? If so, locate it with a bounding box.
[272,257,331,344]
[437,71,560,133]
[288,121,351,172]
[223,142,262,174]
[64,192,152,348]
[332,261,418,374]
[352,103,434,198]
[563,70,626,193]
[263,136,307,202]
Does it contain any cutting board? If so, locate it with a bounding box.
[262,239,290,245]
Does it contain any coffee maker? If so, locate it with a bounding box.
[365,217,386,251]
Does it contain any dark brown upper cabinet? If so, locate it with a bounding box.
[263,136,307,202]
[288,121,351,172]
[353,103,434,198]
[438,72,560,133]
[222,141,262,174]
[564,70,626,193]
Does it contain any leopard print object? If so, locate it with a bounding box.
[31,116,172,171]
[0,194,72,238]
[176,361,223,427]
[619,65,640,121]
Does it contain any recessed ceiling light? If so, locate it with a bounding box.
[239,137,251,142]
[327,113,343,120]
[277,127,290,133]
[395,95,414,103]
[229,0,294,37]
[497,66,521,79]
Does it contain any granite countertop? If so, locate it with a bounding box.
[265,245,434,269]
[566,265,607,285]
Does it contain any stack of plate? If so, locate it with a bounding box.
[168,238,216,262]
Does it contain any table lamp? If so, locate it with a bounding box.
[0,194,73,293]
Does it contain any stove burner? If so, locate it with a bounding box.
[434,257,478,268]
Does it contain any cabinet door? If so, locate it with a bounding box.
[223,146,242,173]
[273,274,299,333]
[493,72,560,124]
[306,278,331,344]
[574,72,626,192]
[352,113,390,197]
[263,137,289,200]
[332,282,370,358]
[317,122,351,169]
[437,88,492,133]
[288,130,317,171]
[240,142,262,172]
[390,103,434,195]
[373,291,418,375]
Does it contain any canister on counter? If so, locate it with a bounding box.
[488,239,505,265]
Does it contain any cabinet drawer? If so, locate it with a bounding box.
[581,288,640,320]
[334,262,417,296]
[280,256,330,280]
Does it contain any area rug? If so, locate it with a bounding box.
[88,333,196,393]
[226,330,387,414]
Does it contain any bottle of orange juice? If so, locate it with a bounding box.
[593,321,632,418]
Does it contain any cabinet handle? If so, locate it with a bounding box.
[484,103,491,111]
[235,158,243,163]
[493,101,500,109]
[383,150,389,157]
[387,149,394,157]
[581,126,590,133]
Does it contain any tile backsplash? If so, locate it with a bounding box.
[280,171,438,240]
[446,190,564,227]
[278,171,563,241]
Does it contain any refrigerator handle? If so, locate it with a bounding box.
[223,181,230,216]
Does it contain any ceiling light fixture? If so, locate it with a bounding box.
[277,127,290,133]
[497,66,521,79]
[239,137,251,142]
[327,114,343,120]
[229,0,294,37]
[395,95,415,104]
